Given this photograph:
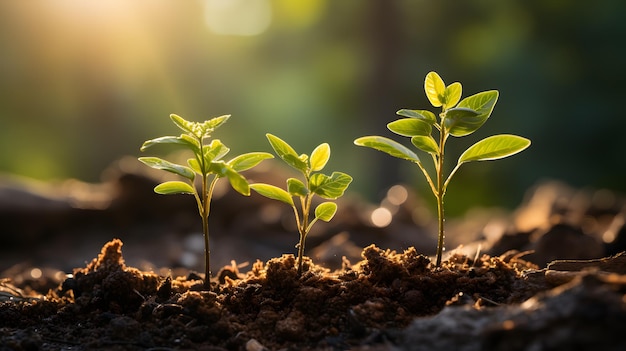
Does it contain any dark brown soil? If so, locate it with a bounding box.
[3,239,626,350]
[1,239,545,350]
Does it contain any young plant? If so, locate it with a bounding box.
[250,134,353,276]
[354,71,531,266]
[139,114,273,290]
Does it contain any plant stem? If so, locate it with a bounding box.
[296,195,311,276]
[435,122,447,267]
[201,173,211,290]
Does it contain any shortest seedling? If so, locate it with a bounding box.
[250,134,353,276]
[139,114,273,290]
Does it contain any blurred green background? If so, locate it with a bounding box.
[1,0,624,216]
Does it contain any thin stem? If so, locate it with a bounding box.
[296,194,312,276]
[196,134,215,291]
[443,162,463,194]
[435,121,448,267]
[201,175,219,290]
[201,173,210,290]
[291,198,305,275]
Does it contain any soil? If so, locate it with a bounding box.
[1,159,626,350]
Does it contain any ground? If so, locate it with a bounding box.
[1,159,625,350]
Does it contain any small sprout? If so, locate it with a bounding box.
[355,71,530,266]
[250,134,353,276]
[139,114,273,290]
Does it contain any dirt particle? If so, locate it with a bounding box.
[275,310,306,341]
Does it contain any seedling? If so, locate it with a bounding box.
[355,71,530,266]
[250,134,353,276]
[139,114,273,290]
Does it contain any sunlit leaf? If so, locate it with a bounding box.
[287,178,308,197]
[138,157,195,180]
[443,107,485,137]
[315,202,337,222]
[170,114,195,134]
[208,160,228,177]
[140,136,186,151]
[250,183,294,206]
[225,166,250,195]
[266,134,308,173]
[154,181,195,195]
[411,135,439,155]
[175,134,197,150]
[458,134,531,164]
[187,158,202,174]
[396,109,437,124]
[444,82,462,109]
[203,139,230,163]
[354,136,420,163]
[310,143,330,172]
[310,172,352,199]
[205,114,230,130]
[387,118,432,137]
[228,152,274,172]
[458,90,499,116]
[448,90,499,137]
[424,71,446,107]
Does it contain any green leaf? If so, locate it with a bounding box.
[443,107,484,137]
[204,139,230,163]
[179,134,201,153]
[225,166,250,195]
[208,160,228,177]
[310,143,330,172]
[228,152,274,172]
[444,82,462,109]
[449,90,499,137]
[140,136,187,151]
[154,181,195,195]
[424,71,446,108]
[396,109,437,124]
[170,114,195,134]
[315,202,337,222]
[354,136,420,163]
[411,135,439,155]
[205,115,230,130]
[458,90,499,116]
[310,172,352,199]
[138,157,195,180]
[187,158,202,174]
[387,118,432,137]
[458,134,531,164]
[287,178,308,197]
[266,134,308,173]
[250,183,294,206]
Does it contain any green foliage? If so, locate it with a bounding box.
[354,71,530,266]
[139,114,273,289]
[251,134,352,276]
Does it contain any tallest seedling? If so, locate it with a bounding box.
[355,72,530,266]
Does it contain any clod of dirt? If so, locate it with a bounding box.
[61,238,162,313]
[397,271,626,351]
